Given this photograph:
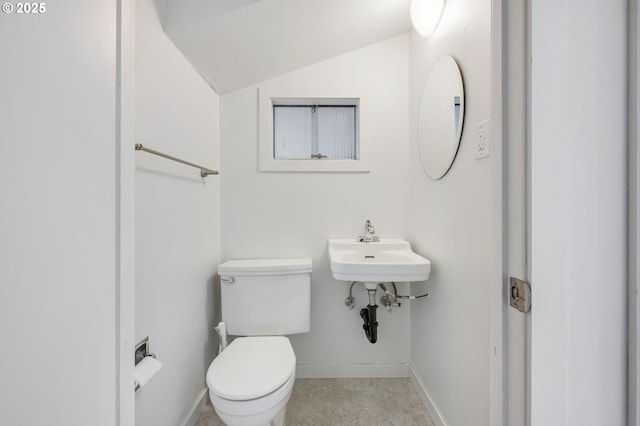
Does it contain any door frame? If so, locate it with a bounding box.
[629,0,640,423]
[491,0,530,425]
[489,0,505,424]
[116,0,135,424]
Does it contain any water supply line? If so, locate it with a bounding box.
[379,283,400,312]
[214,322,228,354]
[344,281,359,309]
[381,283,429,301]
[345,282,428,310]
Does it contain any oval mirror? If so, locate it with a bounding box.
[417,55,465,180]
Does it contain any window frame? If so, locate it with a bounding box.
[258,87,370,172]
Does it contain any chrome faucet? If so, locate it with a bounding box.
[358,220,379,242]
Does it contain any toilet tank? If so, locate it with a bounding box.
[218,259,312,336]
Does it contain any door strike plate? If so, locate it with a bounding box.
[509,277,531,313]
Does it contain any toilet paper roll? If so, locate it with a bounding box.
[134,356,162,388]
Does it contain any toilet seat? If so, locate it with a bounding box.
[209,370,295,423]
[206,336,296,401]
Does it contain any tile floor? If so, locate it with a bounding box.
[196,377,435,426]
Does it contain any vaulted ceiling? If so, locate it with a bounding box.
[163,0,413,94]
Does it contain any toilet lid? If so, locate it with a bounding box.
[207,336,296,401]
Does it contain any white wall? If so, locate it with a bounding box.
[0,3,120,425]
[530,0,627,424]
[407,0,493,424]
[134,0,221,424]
[220,35,412,377]
[163,0,412,94]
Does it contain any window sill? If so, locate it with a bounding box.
[259,158,370,173]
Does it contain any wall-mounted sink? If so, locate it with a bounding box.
[328,239,431,285]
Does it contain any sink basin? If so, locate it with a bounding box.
[328,239,431,284]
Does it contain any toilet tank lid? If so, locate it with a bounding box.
[218,258,312,276]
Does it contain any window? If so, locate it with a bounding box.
[259,88,369,172]
[274,104,357,160]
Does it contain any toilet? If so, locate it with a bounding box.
[206,258,312,426]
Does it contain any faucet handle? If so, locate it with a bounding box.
[357,219,379,242]
[366,220,374,233]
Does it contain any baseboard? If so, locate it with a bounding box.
[181,387,209,426]
[296,363,410,379]
[408,363,447,426]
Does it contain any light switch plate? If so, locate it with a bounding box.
[475,119,490,160]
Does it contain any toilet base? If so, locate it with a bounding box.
[272,406,285,426]
[212,398,288,426]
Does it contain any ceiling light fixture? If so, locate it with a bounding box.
[410,0,446,38]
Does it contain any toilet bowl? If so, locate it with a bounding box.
[206,336,297,426]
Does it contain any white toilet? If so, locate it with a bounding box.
[206,259,312,426]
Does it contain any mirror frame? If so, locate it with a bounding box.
[417,55,465,180]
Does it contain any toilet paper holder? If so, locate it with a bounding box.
[135,337,157,391]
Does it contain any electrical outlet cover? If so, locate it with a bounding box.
[475,119,490,160]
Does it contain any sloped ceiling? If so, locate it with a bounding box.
[163,0,412,94]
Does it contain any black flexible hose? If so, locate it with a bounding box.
[360,304,378,344]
